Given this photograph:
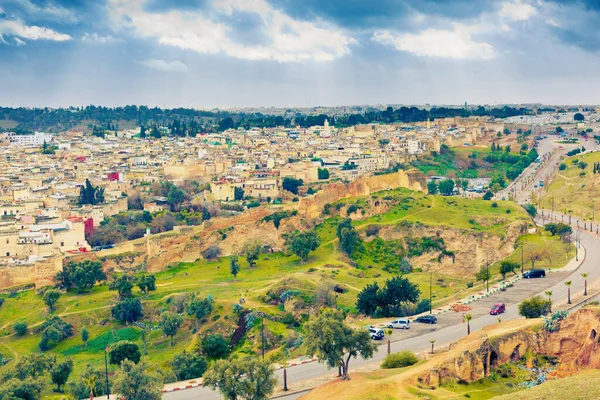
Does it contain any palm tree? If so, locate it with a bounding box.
[385,329,393,355]
[545,290,553,312]
[82,376,96,400]
[430,339,436,354]
[464,313,472,335]
[582,273,589,296]
[565,281,572,304]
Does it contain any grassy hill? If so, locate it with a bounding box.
[540,151,600,219]
[0,188,570,397]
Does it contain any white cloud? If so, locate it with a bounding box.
[108,0,356,62]
[0,18,71,41]
[14,37,25,46]
[372,27,495,60]
[499,1,536,21]
[9,0,78,24]
[140,59,189,72]
[82,33,120,43]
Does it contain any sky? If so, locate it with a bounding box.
[1,0,600,108]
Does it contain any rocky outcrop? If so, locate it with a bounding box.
[418,308,600,388]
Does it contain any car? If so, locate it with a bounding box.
[387,319,410,329]
[415,315,437,324]
[523,269,546,279]
[368,327,385,340]
[490,303,505,315]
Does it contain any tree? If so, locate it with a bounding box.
[160,311,184,346]
[287,230,321,263]
[464,313,472,335]
[337,220,361,256]
[304,308,376,380]
[556,126,564,133]
[81,328,89,347]
[0,378,43,400]
[565,280,572,304]
[318,168,330,180]
[38,316,73,351]
[79,178,105,206]
[136,273,156,295]
[42,288,61,312]
[186,295,214,324]
[202,334,229,359]
[518,295,551,318]
[574,112,585,121]
[475,266,491,284]
[109,341,141,365]
[559,163,567,171]
[229,255,240,281]
[545,290,553,312]
[438,179,455,196]
[430,339,436,354]
[50,358,74,392]
[171,351,208,381]
[167,185,186,211]
[244,241,261,267]
[582,273,589,296]
[234,187,244,201]
[282,177,303,194]
[523,204,537,218]
[427,181,438,195]
[461,180,469,192]
[202,245,222,260]
[377,276,421,317]
[109,274,135,299]
[203,357,277,400]
[500,261,519,280]
[112,360,162,400]
[482,190,493,200]
[14,352,55,379]
[55,260,106,293]
[14,322,28,336]
[112,298,144,324]
[356,282,380,316]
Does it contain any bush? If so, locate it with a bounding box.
[171,351,208,380]
[491,202,498,208]
[14,322,27,336]
[381,351,419,369]
[559,163,567,171]
[523,204,537,218]
[518,295,551,318]
[201,334,229,359]
[365,225,380,237]
[482,190,493,200]
[202,246,221,260]
[109,341,141,365]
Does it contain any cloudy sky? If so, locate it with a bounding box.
[1,0,600,108]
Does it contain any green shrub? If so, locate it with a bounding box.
[518,295,551,318]
[13,322,28,336]
[381,351,419,369]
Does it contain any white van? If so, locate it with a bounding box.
[387,318,410,329]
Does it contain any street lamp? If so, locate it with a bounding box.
[429,272,433,314]
[104,339,110,399]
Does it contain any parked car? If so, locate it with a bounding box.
[523,269,546,279]
[368,327,385,340]
[415,315,437,324]
[490,303,505,315]
[387,319,410,330]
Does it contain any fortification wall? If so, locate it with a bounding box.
[298,169,426,219]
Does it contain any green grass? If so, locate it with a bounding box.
[540,151,600,219]
[0,188,537,394]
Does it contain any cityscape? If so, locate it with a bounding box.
[2,1,600,400]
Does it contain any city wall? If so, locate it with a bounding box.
[298,169,426,219]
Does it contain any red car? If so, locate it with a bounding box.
[490,303,505,315]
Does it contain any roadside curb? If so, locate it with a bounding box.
[162,382,203,393]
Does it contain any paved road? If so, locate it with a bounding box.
[166,138,600,400]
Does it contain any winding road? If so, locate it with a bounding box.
[165,137,600,400]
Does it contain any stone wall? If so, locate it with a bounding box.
[298,169,426,219]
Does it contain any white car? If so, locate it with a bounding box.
[387,319,410,329]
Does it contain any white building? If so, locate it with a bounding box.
[2,132,54,147]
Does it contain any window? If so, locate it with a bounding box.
[61,241,64,246]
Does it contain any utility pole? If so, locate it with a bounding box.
[104,339,110,399]
[261,316,265,360]
[521,245,524,274]
[429,272,432,314]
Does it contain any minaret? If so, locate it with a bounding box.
[427,118,431,131]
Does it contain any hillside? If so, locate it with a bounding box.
[0,188,567,397]
[540,149,600,219]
